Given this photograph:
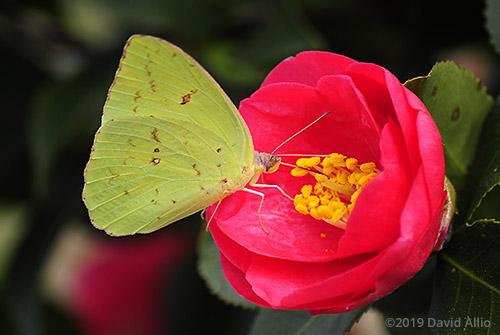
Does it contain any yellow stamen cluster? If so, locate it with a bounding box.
[291,153,378,230]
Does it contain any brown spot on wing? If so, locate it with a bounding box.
[451,107,460,121]
[149,80,157,92]
[134,91,142,102]
[180,89,198,105]
[152,158,161,164]
[151,128,161,143]
[145,64,152,77]
[181,94,191,105]
[154,148,160,153]
[192,164,201,176]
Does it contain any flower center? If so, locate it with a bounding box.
[291,153,379,230]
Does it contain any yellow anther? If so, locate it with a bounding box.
[301,184,313,197]
[307,196,320,208]
[291,167,310,177]
[310,208,322,220]
[349,189,362,211]
[322,156,332,167]
[360,162,376,173]
[320,193,332,205]
[296,158,309,167]
[330,153,347,167]
[322,159,335,175]
[314,182,325,196]
[306,156,321,167]
[346,158,358,170]
[358,172,377,186]
[295,203,309,215]
[347,172,362,185]
[336,169,349,185]
[318,205,333,219]
[293,194,306,206]
[332,207,346,223]
[290,153,378,230]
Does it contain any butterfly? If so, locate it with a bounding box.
[82,35,288,236]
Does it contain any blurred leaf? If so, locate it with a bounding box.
[404,62,493,190]
[0,204,27,291]
[462,100,500,221]
[486,0,500,54]
[197,230,258,309]
[430,220,500,334]
[203,0,327,92]
[248,307,368,335]
[58,0,231,47]
[204,42,267,87]
[28,66,108,195]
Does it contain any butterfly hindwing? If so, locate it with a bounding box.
[83,115,248,236]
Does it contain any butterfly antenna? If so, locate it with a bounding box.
[271,111,331,155]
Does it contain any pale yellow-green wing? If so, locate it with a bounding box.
[102,34,254,166]
[83,35,258,235]
[83,115,252,236]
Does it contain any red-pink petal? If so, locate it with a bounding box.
[337,118,411,258]
[261,52,356,88]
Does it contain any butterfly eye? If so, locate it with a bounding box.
[266,156,281,173]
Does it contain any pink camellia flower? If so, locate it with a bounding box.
[207,51,446,314]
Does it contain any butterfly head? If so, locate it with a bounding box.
[254,151,281,174]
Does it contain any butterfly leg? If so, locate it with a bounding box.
[242,188,269,234]
[206,193,228,231]
[251,183,294,201]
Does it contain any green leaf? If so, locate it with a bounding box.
[0,203,27,292]
[430,220,500,334]
[196,230,258,309]
[462,99,500,221]
[404,62,493,189]
[486,0,500,54]
[248,307,368,335]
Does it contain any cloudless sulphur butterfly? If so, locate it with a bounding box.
[82,35,282,236]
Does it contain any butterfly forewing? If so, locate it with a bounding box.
[102,34,254,166]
